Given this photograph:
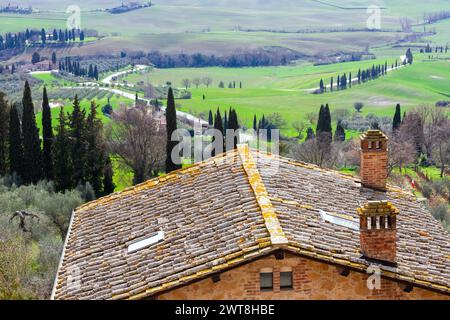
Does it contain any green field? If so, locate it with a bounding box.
[124,53,450,136]
[1,0,449,60]
[31,72,75,86]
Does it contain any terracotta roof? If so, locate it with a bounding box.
[52,146,450,300]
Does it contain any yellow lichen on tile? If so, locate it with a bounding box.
[237,144,288,246]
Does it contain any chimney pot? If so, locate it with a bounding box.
[360,130,389,191]
[358,201,399,264]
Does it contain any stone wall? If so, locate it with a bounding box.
[157,252,448,300]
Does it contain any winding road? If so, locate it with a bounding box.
[52,65,209,128]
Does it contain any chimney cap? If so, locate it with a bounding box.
[360,130,388,142]
[357,200,399,217]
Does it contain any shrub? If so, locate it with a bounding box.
[431,180,449,199]
[421,182,433,199]
[430,202,449,223]
[0,179,85,299]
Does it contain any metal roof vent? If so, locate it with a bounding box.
[318,210,359,231]
[127,231,165,253]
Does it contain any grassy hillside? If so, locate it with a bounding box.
[123,53,450,136]
[3,0,449,30]
[2,0,449,59]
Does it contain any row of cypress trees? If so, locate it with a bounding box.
[59,57,99,80]
[208,108,239,131]
[0,82,114,197]
[318,61,393,94]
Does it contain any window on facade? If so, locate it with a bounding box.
[260,269,273,291]
[280,267,293,290]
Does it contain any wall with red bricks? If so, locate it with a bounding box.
[156,252,448,300]
[360,151,388,190]
[360,229,397,263]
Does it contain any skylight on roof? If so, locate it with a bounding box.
[318,210,359,231]
[127,231,165,253]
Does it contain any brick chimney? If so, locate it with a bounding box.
[360,130,388,191]
[358,201,399,265]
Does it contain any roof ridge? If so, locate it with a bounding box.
[237,144,288,246]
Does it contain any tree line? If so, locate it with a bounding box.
[0,28,85,52]
[316,50,414,94]
[0,83,114,196]
[421,44,449,54]
[147,49,299,68]
[208,107,240,156]
[58,57,99,80]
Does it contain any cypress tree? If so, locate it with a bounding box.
[42,87,54,180]
[9,104,24,179]
[406,48,413,64]
[261,115,267,129]
[53,107,72,192]
[224,110,228,131]
[22,81,42,184]
[212,109,224,157]
[208,110,213,126]
[334,120,346,142]
[52,52,57,65]
[88,64,93,78]
[68,95,86,186]
[306,127,315,140]
[317,104,332,146]
[323,104,332,135]
[41,28,46,44]
[253,114,257,131]
[330,77,333,92]
[316,104,325,133]
[94,65,99,80]
[0,92,8,176]
[393,103,402,131]
[103,155,115,196]
[227,109,240,150]
[165,87,181,173]
[85,101,104,197]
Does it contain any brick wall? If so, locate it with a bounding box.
[360,151,388,190]
[156,252,448,300]
[360,228,397,263]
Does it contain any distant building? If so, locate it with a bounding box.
[107,1,152,14]
[20,61,53,73]
[0,4,33,14]
[52,130,450,300]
